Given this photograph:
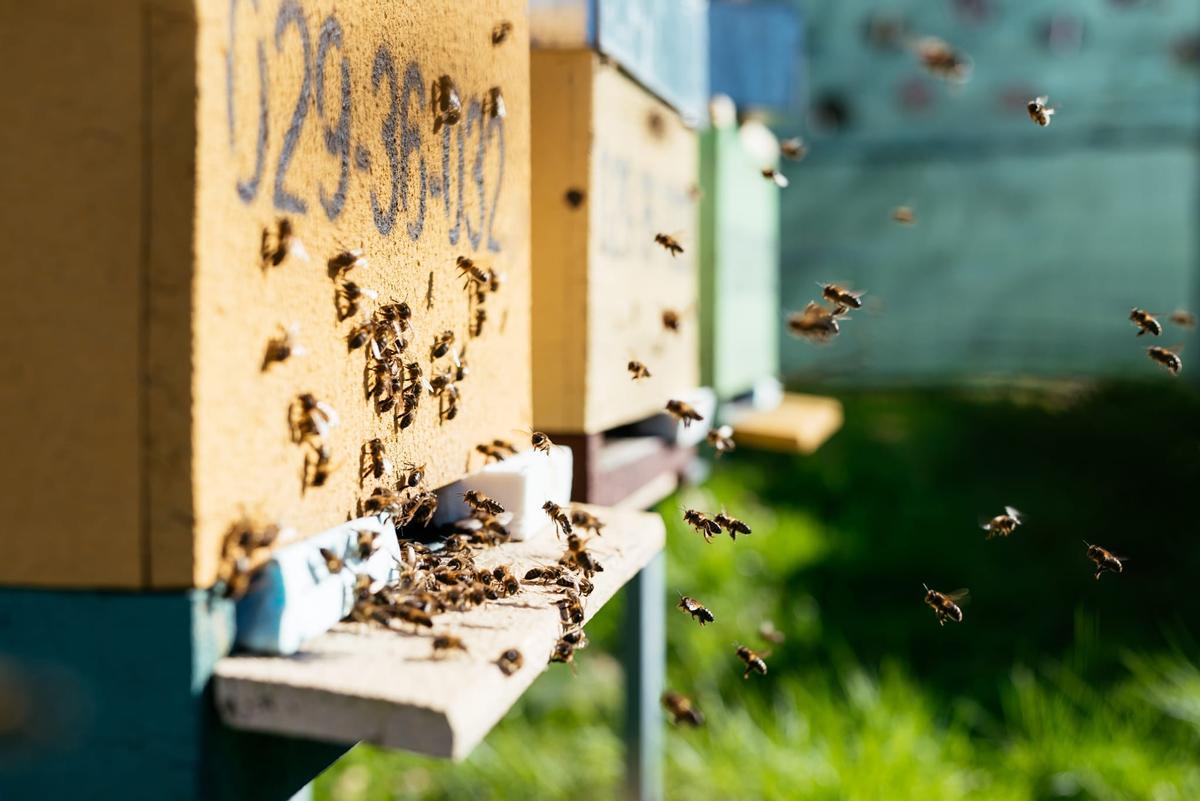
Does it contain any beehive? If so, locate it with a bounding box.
[0,0,531,589]
[530,51,700,435]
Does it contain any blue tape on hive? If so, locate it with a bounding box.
[709,0,805,113]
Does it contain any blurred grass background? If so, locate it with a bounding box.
[314,382,1200,801]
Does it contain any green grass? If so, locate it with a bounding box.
[314,383,1200,801]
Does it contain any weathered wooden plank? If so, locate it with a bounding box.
[213,505,666,759]
[730,393,844,454]
[531,51,700,434]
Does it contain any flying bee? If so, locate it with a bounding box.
[485,87,506,119]
[820,283,865,311]
[661,309,682,332]
[661,691,704,726]
[1130,308,1163,337]
[1148,345,1182,375]
[431,74,463,133]
[982,506,1022,539]
[356,529,378,560]
[914,36,972,83]
[361,438,391,482]
[335,280,378,321]
[736,645,768,679]
[491,20,513,46]
[677,595,715,625]
[761,168,789,188]
[550,638,576,668]
[787,301,843,343]
[714,511,751,540]
[329,248,368,276]
[923,585,967,626]
[305,442,334,488]
[758,620,786,645]
[706,425,735,456]
[261,217,308,268]
[543,501,573,537]
[1084,541,1124,580]
[431,330,455,360]
[654,233,684,257]
[682,509,722,542]
[1026,95,1055,127]
[496,648,524,676]
[463,490,506,516]
[779,137,807,161]
[569,508,605,536]
[261,323,306,370]
[432,634,468,657]
[564,533,603,576]
[892,205,916,225]
[318,547,344,574]
[665,399,704,427]
[1169,309,1196,328]
[291,394,339,443]
[362,487,404,516]
[628,360,652,380]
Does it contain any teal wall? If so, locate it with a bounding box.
[779,0,1199,382]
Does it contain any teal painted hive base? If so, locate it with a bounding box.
[0,588,347,801]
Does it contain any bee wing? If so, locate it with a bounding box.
[946,589,970,604]
[1004,506,1023,522]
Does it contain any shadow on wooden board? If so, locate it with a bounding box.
[0,589,346,801]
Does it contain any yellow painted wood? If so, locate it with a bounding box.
[531,51,700,434]
[0,0,532,589]
[732,393,844,454]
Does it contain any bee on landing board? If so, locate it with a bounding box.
[1027,96,1055,127]
[779,137,807,161]
[736,645,768,679]
[432,634,468,657]
[431,75,463,133]
[318,547,345,574]
[528,431,553,454]
[569,507,606,536]
[1084,541,1124,580]
[706,425,736,456]
[677,595,715,625]
[543,501,573,537]
[820,283,865,312]
[563,534,603,577]
[923,585,967,626]
[1130,308,1163,337]
[654,233,684,257]
[761,168,789,188]
[682,509,722,542]
[491,20,513,46]
[661,691,704,726]
[628,360,652,380]
[787,302,843,343]
[982,506,1022,539]
[714,511,751,541]
[665,399,704,427]
[549,638,576,669]
[1148,345,1182,375]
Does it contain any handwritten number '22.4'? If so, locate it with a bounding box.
[225,0,504,250]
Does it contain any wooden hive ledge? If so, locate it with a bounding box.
[213,505,664,760]
[729,393,844,454]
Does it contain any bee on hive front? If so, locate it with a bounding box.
[1147,345,1182,375]
[431,330,455,360]
[328,248,368,277]
[706,425,736,456]
[485,87,507,119]
[335,280,378,321]
[982,506,1022,539]
[1084,541,1124,580]
[787,302,843,343]
[290,394,339,443]
[1130,308,1163,337]
[491,20,513,46]
[677,595,715,626]
[261,217,308,268]
[456,255,489,289]
[661,309,682,332]
[654,233,684,257]
[779,137,807,161]
[431,75,463,133]
[682,509,722,542]
[923,585,967,626]
[305,442,334,488]
[261,323,306,370]
[820,283,865,312]
[761,168,789,188]
[361,438,391,482]
[432,634,468,657]
[1026,96,1055,127]
[665,399,704,427]
[736,645,768,679]
[628,360,652,380]
[661,691,704,726]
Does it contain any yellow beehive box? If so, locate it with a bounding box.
[0,0,531,589]
[530,51,699,435]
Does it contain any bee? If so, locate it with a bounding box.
[779,137,807,161]
[261,323,306,370]
[665,399,704,427]
[492,439,517,456]
[1084,541,1124,580]
[399,461,425,489]
[362,487,404,516]
[1148,345,1182,375]
[661,691,704,727]
[439,383,460,422]
[335,280,378,321]
[820,283,865,312]
[463,490,506,516]
[891,205,916,225]
[1026,95,1055,127]
[569,508,605,536]
[654,233,684,257]
[403,488,439,527]
[261,217,308,268]
[522,431,550,454]
[361,439,391,482]
[476,443,507,463]
[523,564,567,583]
[456,255,489,288]
[923,584,967,626]
[914,36,971,83]
[485,87,506,119]
[471,307,487,338]
[1169,310,1196,328]
[736,645,768,679]
[555,594,585,626]
[550,638,576,668]
[787,302,843,343]
[491,20,513,46]
[558,574,594,596]
[564,533,603,576]
[431,330,455,360]
[628,360,652,380]
[318,547,344,574]
[561,627,590,649]
[706,425,735,456]
[1130,308,1163,337]
[761,168,789,188]
[305,442,334,488]
[291,394,339,443]
[328,248,368,276]
[543,501,573,537]
[431,75,463,133]
[982,506,1022,539]
[758,620,786,645]
[392,604,434,630]
[493,565,521,596]
[682,509,722,542]
[486,269,504,294]
[347,319,374,352]
[677,595,715,625]
[714,511,751,540]
[661,309,682,332]
[496,648,523,676]
[356,530,378,560]
[396,393,418,430]
[564,188,586,208]
[432,634,468,657]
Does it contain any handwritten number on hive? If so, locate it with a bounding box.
[371,45,400,235]
[273,0,312,213]
[400,62,427,241]
[485,112,505,252]
[315,14,350,220]
[229,0,268,203]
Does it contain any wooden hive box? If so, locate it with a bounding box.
[0,0,531,589]
[699,120,781,399]
[530,51,700,435]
